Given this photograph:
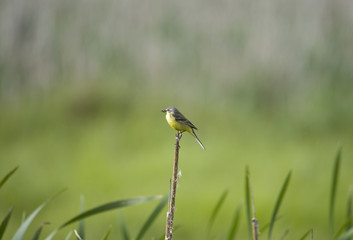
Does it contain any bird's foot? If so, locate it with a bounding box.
[176,131,183,140]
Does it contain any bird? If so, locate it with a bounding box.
[161,107,205,150]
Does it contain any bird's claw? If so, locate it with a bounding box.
[175,131,183,140]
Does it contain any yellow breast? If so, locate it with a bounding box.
[166,112,190,132]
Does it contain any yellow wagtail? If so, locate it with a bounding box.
[161,107,205,150]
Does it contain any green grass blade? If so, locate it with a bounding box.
[136,195,168,240]
[227,204,242,240]
[60,195,161,229]
[245,166,252,240]
[0,166,18,190]
[299,228,313,240]
[100,225,112,240]
[259,216,282,233]
[338,227,353,240]
[31,228,41,240]
[64,231,72,240]
[78,196,85,239]
[74,230,83,240]
[335,218,353,239]
[13,190,63,240]
[31,222,50,240]
[0,207,14,240]
[119,212,130,240]
[347,187,353,233]
[330,147,342,234]
[280,229,289,240]
[44,229,58,240]
[12,202,47,240]
[207,190,229,234]
[268,171,292,240]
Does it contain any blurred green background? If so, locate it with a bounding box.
[1,0,353,239]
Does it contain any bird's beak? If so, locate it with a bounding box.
[161,109,167,112]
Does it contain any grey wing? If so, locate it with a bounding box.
[173,111,198,130]
[186,120,197,130]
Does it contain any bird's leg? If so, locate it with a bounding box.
[179,131,184,139]
[175,131,184,140]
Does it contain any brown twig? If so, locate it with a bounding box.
[248,174,259,240]
[165,131,182,240]
[252,218,259,240]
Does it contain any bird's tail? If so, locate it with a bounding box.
[191,129,205,150]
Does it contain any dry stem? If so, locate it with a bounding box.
[165,131,182,240]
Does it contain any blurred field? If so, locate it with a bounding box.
[1,0,353,239]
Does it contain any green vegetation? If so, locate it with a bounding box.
[2,147,353,239]
[0,84,352,239]
[0,77,352,239]
[0,167,165,240]
[1,0,353,239]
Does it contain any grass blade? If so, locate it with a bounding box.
[12,188,64,240]
[338,227,353,240]
[64,231,72,240]
[0,207,14,240]
[330,147,342,234]
[12,202,47,240]
[136,195,168,240]
[119,212,130,240]
[44,229,58,240]
[268,171,292,240]
[60,195,161,229]
[227,204,242,240]
[31,222,50,240]
[280,229,289,240]
[0,166,18,190]
[347,187,353,233]
[78,196,85,239]
[299,228,313,240]
[74,229,83,240]
[335,218,353,239]
[207,190,229,234]
[259,216,282,233]
[100,225,112,240]
[245,166,252,240]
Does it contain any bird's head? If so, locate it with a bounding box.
[161,107,177,113]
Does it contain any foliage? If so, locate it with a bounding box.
[0,146,353,239]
